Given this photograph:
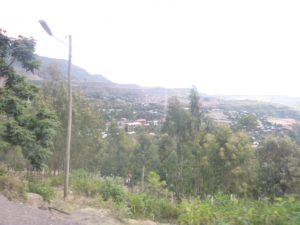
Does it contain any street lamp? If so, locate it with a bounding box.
[39,20,72,199]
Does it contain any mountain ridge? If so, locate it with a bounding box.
[15,55,300,108]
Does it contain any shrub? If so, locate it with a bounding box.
[0,163,8,176]
[177,194,300,225]
[127,192,179,221]
[1,146,28,171]
[146,171,170,198]
[178,199,214,225]
[48,174,64,187]
[0,175,27,200]
[28,180,55,202]
[100,177,126,203]
[70,169,102,197]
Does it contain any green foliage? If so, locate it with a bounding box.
[102,123,134,177]
[0,163,8,176]
[178,199,213,225]
[28,179,55,202]
[146,171,170,197]
[71,170,125,202]
[99,177,125,203]
[0,146,28,170]
[48,174,64,187]
[189,86,203,133]
[178,194,300,225]
[0,31,58,171]
[257,135,300,197]
[205,127,258,196]
[70,169,102,197]
[235,114,258,131]
[127,192,179,221]
[0,175,27,200]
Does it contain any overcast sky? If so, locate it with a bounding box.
[1,0,300,96]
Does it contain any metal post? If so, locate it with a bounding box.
[64,35,72,199]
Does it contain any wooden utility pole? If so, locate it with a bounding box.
[64,35,72,199]
[39,20,73,200]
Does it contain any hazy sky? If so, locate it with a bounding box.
[1,0,300,96]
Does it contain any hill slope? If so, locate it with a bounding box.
[15,55,111,83]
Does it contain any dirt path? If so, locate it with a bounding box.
[0,195,169,225]
[0,195,79,225]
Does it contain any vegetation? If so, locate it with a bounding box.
[0,30,58,170]
[28,179,55,202]
[2,30,300,224]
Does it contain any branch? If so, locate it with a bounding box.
[7,57,16,67]
[48,206,70,215]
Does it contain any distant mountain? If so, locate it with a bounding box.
[14,55,192,104]
[15,56,300,110]
[15,55,111,83]
[218,95,300,108]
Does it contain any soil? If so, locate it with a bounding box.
[0,195,78,225]
[0,195,171,225]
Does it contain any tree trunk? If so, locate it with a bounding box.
[141,165,145,192]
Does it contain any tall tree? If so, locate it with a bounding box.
[162,97,190,196]
[189,86,202,133]
[257,135,300,197]
[0,30,57,170]
[101,122,134,177]
[132,132,159,190]
[42,64,105,173]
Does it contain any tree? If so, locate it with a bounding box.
[132,132,159,190]
[41,65,67,172]
[162,97,191,196]
[288,123,300,145]
[208,126,257,196]
[235,114,258,131]
[42,64,106,173]
[101,122,134,177]
[257,135,300,197]
[189,86,202,133]
[0,30,57,170]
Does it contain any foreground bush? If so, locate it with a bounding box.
[70,169,102,197]
[178,194,300,225]
[0,175,27,200]
[0,164,9,176]
[100,177,126,203]
[48,174,64,187]
[28,180,55,202]
[127,192,179,221]
[70,169,125,202]
[67,171,300,224]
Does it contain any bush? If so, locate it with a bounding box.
[178,199,214,225]
[28,180,55,202]
[70,169,102,197]
[0,175,27,200]
[1,146,28,171]
[177,194,300,225]
[100,177,126,203]
[48,174,64,187]
[71,170,126,202]
[127,192,179,221]
[0,163,8,176]
[146,171,170,198]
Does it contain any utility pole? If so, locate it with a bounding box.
[39,20,72,199]
[64,35,72,199]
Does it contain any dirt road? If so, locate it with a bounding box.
[0,195,80,225]
[0,195,166,225]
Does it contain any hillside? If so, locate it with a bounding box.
[15,55,111,83]
[15,55,300,110]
